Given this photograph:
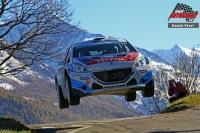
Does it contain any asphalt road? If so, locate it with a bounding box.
[30,106,200,133]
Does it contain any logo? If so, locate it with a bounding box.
[168,3,199,28]
[86,80,90,84]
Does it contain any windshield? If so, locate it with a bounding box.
[73,43,137,57]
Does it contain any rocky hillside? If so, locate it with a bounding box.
[0,87,142,125]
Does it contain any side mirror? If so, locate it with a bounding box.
[66,48,69,53]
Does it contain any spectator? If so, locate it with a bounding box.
[168,79,190,103]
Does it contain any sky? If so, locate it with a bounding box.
[68,0,200,51]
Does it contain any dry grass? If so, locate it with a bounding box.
[0,117,32,133]
[162,94,200,113]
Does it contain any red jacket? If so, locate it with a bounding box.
[168,82,190,96]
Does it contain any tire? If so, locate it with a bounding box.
[56,83,69,109]
[142,86,154,97]
[66,75,80,106]
[125,92,136,102]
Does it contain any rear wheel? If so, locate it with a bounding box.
[66,75,80,106]
[125,92,136,102]
[56,83,69,109]
[142,86,154,97]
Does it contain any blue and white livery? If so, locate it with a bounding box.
[55,37,154,108]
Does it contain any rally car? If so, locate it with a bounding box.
[55,37,154,108]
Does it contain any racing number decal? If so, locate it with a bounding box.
[102,72,124,80]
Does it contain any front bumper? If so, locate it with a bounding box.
[69,66,153,96]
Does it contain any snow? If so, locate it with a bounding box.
[23,97,35,101]
[47,77,55,84]
[152,44,200,64]
[39,64,45,69]
[0,51,25,75]
[0,83,14,90]
[54,103,58,106]
[39,63,51,70]
[5,75,28,86]
[171,44,192,55]
[151,61,172,70]
[195,48,200,52]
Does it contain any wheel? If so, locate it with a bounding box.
[56,83,69,109]
[66,75,80,106]
[142,86,154,97]
[125,92,136,102]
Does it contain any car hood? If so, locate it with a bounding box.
[73,52,140,71]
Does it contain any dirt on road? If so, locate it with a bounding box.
[30,106,200,133]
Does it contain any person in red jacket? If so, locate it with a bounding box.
[168,79,190,103]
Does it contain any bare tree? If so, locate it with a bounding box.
[137,67,170,115]
[0,0,77,76]
[171,46,200,94]
[138,45,200,115]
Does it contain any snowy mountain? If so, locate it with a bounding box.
[152,44,200,64]
[136,47,169,64]
[1,18,199,122]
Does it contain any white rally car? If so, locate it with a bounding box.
[55,37,154,108]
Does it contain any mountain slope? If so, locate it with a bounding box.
[0,87,142,125]
[136,47,169,64]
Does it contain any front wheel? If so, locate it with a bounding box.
[66,76,80,106]
[125,92,136,102]
[56,83,69,109]
[142,86,154,97]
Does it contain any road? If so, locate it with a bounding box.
[30,106,200,133]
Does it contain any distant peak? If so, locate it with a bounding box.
[172,44,181,49]
[171,44,186,50]
[171,44,191,55]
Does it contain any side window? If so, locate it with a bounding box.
[124,44,130,52]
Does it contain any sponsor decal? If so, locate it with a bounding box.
[80,76,90,80]
[127,52,138,57]
[168,3,199,28]
[103,85,124,90]
[103,87,115,90]
[140,69,148,73]
[83,52,138,65]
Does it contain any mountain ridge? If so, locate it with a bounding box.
[152,44,200,63]
[1,22,198,123]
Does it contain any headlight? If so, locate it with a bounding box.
[144,57,150,64]
[72,63,89,73]
[135,57,150,67]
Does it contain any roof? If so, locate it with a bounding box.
[73,37,127,48]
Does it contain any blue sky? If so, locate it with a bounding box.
[68,0,200,51]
